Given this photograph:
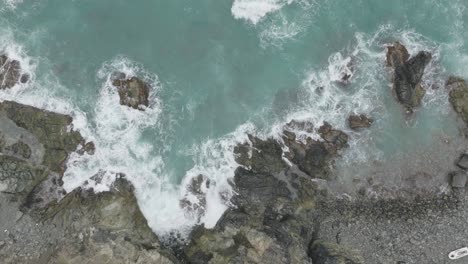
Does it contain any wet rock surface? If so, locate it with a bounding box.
[0,54,23,89]
[348,114,373,130]
[111,72,150,109]
[183,122,352,264]
[386,42,432,112]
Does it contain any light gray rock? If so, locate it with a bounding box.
[451,171,467,188]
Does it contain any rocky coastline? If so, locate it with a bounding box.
[1,41,468,264]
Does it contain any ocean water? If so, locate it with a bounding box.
[1,0,467,237]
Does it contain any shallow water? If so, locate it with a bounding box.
[0,0,467,237]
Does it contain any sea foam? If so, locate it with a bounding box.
[231,0,294,25]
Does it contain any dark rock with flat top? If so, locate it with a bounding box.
[386,42,432,112]
[348,114,373,130]
[451,171,467,188]
[112,73,150,110]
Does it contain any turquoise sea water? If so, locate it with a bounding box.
[1,0,467,236]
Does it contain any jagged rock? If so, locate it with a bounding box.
[111,73,150,109]
[285,119,314,133]
[386,42,432,111]
[180,174,210,220]
[448,77,468,125]
[348,114,373,130]
[0,54,22,89]
[234,135,288,175]
[77,141,96,155]
[309,240,365,264]
[450,171,467,188]
[184,121,348,264]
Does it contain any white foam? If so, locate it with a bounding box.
[231,0,294,25]
[63,56,162,193]
[141,123,255,237]
[1,0,23,11]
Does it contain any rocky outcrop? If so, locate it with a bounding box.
[0,54,28,89]
[448,76,468,125]
[0,101,177,263]
[41,178,177,264]
[111,72,150,110]
[183,121,358,263]
[386,42,432,112]
[348,114,373,130]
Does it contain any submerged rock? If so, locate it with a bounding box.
[348,114,373,130]
[180,174,210,220]
[0,54,22,89]
[386,42,432,112]
[112,73,150,109]
[448,77,468,125]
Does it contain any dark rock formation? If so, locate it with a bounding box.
[180,174,210,221]
[111,73,150,109]
[386,42,432,112]
[183,122,358,263]
[348,114,373,130]
[0,54,23,89]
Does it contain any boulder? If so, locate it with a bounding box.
[386,43,432,112]
[0,54,22,89]
[450,171,467,188]
[348,114,373,130]
[457,153,468,170]
[111,73,150,109]
[448,77,468,125]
